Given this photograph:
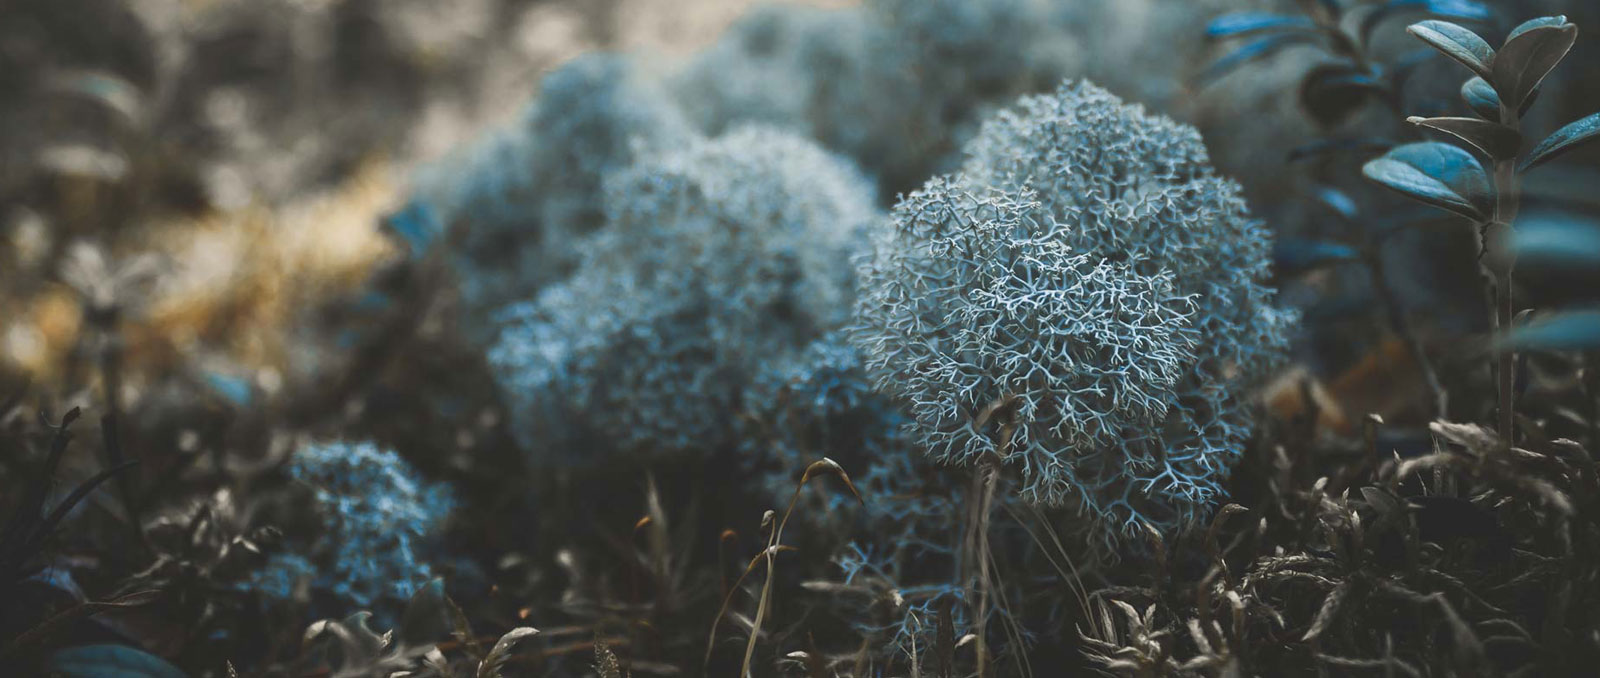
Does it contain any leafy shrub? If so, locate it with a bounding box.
[489,127,878,463]
[406,53,691,337]
[852,80,1295,549]
[251,441,455,613]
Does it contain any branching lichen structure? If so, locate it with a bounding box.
[673,0,1076,199]
[405,53,691,338]
[251,441,455,612]
[851,80,1295,547]
[489,127,878,463]
[739,334,979,655]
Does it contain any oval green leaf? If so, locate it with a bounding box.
[1362,142,1492,221]
[1406,116,1522,159]
[1521,112,1600,172]
[47,645,189,678]
[1274,239,1360,274]
[1296,0,1343,26]
[1513,210,1600,275]
[1506,15,1571,43]
[1312,185,1360,221]
[400,578,452,648]
[1360,0,1490,44]
[1491,19,1577,113]
[1206,13,1318,39]
[1495,309,1600,353]
[1301,63,1386,128]
[1407,20,1495,78]
[1199,33,1323,85]
[1460,77,1500,120]
[1288,137,1394,163]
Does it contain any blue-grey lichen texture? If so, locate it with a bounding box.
[674,0,1077,199]
[250,441,456,612]
[489,127,878,463]
[406,53,692,341]
[851,80,1296,549]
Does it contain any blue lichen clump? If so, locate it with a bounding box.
[251,441,455,612]
[739,335,978,652]
[741,335,961,538]
[406,53,691,336]
[673,0,1075,198]
[852,81,1295,548]
[489,127,878,463]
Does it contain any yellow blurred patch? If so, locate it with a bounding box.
[6,157,400,403]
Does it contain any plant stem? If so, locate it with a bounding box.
[1490,90,1523,441]
[965,452,1001,678]
[1490,158,1520,442]
[1586,353,1599,454]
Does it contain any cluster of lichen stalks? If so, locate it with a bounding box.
[852,80,1294,548]
[488,78,1292,554]
[276,71,1291,648]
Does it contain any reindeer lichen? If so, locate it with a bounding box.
[673,0,1075,199]
[851,80,1295,547]
[405,53,691,337]
[490,127,878,463]
[251,441,455,612]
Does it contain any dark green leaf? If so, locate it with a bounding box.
[1312,185,1360,221]
[1513,210,1600,274]
[1295,0,1344,26]
[1506,15,1571,43]
[1491,18,1577,113]
[479,627,539,678]
[1360,486,1406,520]
[0,407,79,574]
[1496,310,1600,352]
[1362,142,1492,220]
[1407,20,1494,79]
[203,373,253,407]
[1206,13,1318,39]
[1460,77,1500,120]
[47,70,141,113]
[445,591,483,659]
[1406,116,1522,159]
[47,644,188,678]
[22,460,139,558]
[1199,33,1323,86]
[1521,112,1600,172]
[382,201,443,260]
[1288,137,1393,163]
[1301,63,1386,128]
[1520,85,1543,118]
[400,578,452,648]
[1463,79,1540,120]
[1274,239,1360,274]
[1360,0,1490,44]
